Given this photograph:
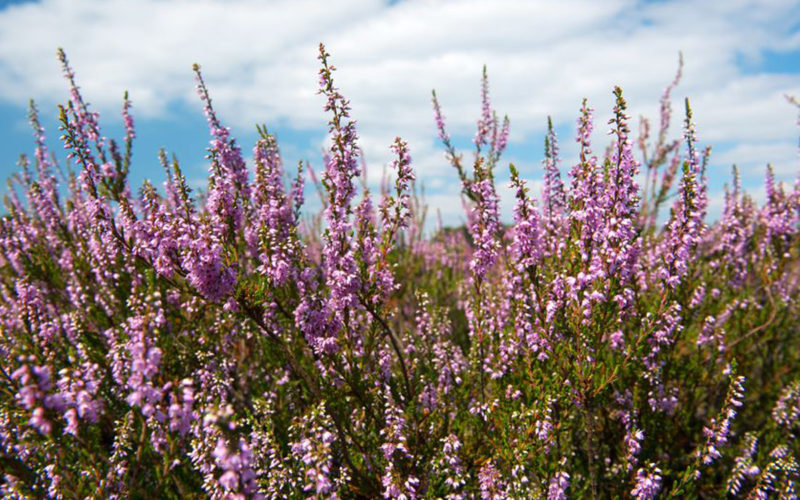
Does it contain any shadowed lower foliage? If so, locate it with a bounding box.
[1,46,799,499]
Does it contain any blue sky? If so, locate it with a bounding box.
[1,0,799,225]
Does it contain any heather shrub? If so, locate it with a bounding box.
[0,44,799,499]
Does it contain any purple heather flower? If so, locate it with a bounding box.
[290,403,338,497]
[194,64,249,239]
[168,379,197,436]
[318,44,362,324]
[772,379,800,428]
[379,138,415,244]
[726,434,760,495]
[700,373,745,466]
[248,136,301,287]
[432,91,450,144]
[182,231,236,302]
[657,99,707,290]
[542,117,566,221]
[547,470,570,500]
[466,164,501,282]
[474,66,493,151]
[631,464,662,500]
[123,314,165,421]
[598,87,641,287]
[623,413,644,472]
[478,460,505,500]
[436,434,466,497]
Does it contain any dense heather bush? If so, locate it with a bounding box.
[1,44,799,498]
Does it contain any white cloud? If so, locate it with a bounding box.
[1,0,799,225]
[712,142,799,178]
